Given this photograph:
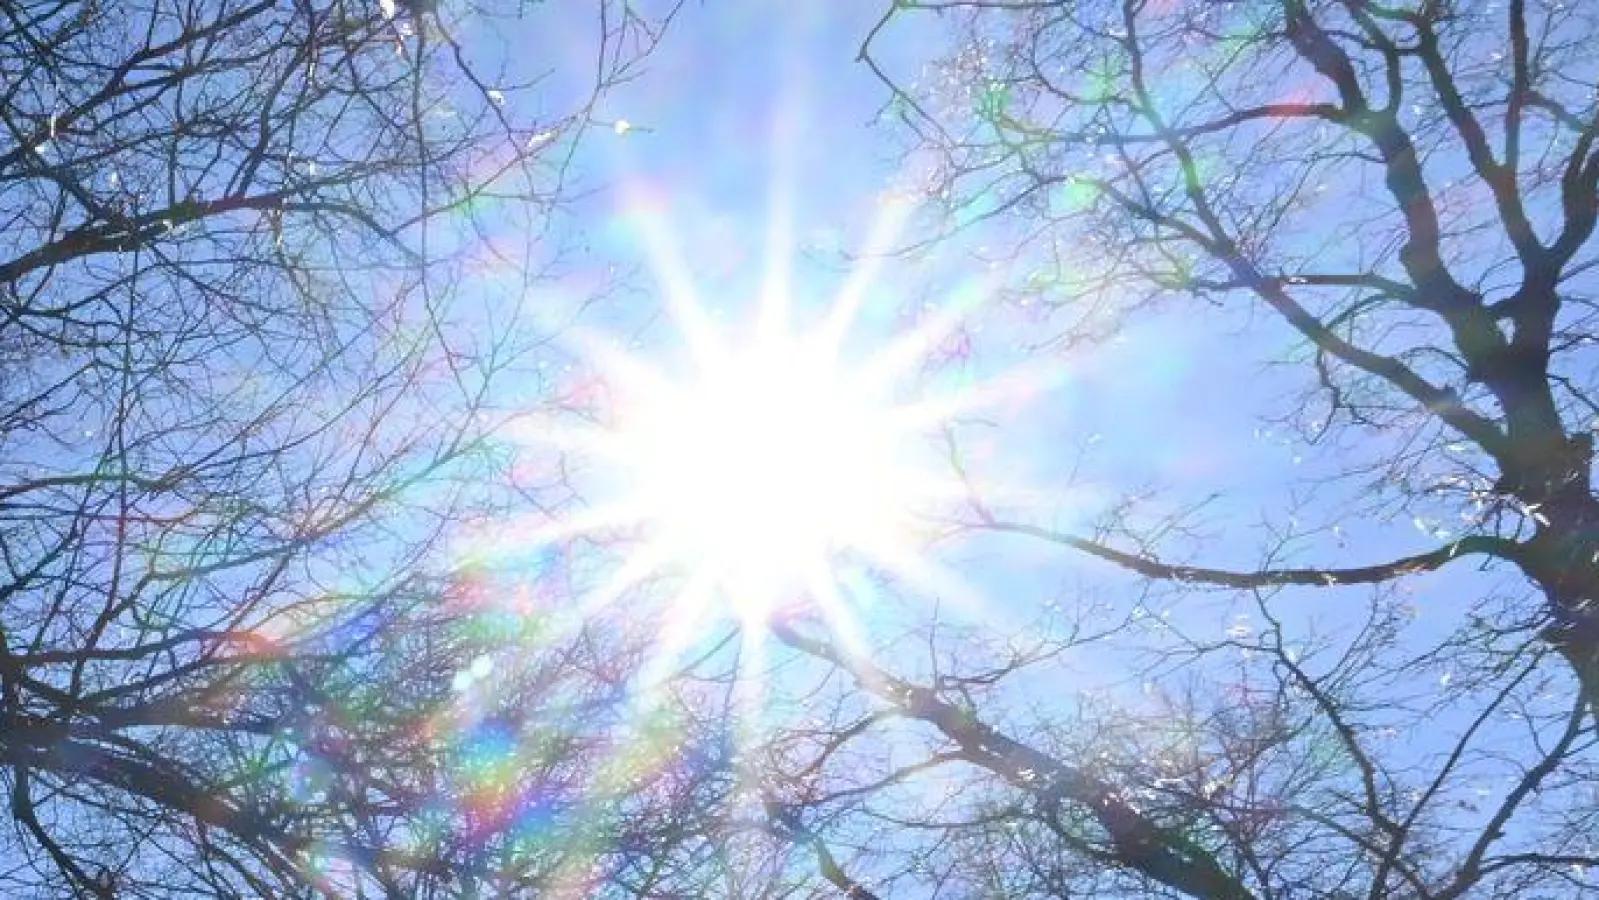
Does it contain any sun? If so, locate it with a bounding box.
[606,327,915,619]
[509,193,1024,636]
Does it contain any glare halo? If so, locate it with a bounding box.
[613,327,912,620]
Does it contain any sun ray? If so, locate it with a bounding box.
[616,187,726,363]
[884,355,1070,433]
[561,329,675,402]
[817,193,917,352]
[844,276,999,396]
[851,534,1022,635]
[630,572,721,702]
[756,105,799,343]
[803,567,877,669]
[452,506,644,573]
[731,614,771,775]
[532,540,680,649]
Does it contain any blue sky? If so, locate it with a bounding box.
[426,1,1579,891]
[18,2,1596,896]
[559,0,1402,611]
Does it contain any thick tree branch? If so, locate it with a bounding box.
[769,621,1256,900]
[977,518,1517,590]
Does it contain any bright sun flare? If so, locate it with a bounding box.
[521,196,1023,634]
[618,335,908,610]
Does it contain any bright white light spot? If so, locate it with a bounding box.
[614,119,633,136]
[522,195,1028,640]
[613,333,913,619]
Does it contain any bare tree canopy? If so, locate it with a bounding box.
[865,0,1599,664]
[9,1,1599,899]
[0,0,682,895]
[717,0,1599,897]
